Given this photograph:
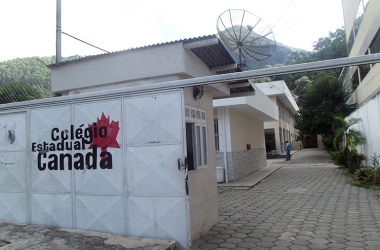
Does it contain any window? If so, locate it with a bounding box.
[370,29,380,54]
[202,126,208,165]
[196,125,202,167]
[348,55,371,93]
[186,123,194,170]
[353,3,364,37]
[341,67,352,90]
[351,69,360,91]
[359,64,371,82]
[347,0,370,54]
[214,118,220,151]
[347,29,355,54]
[185,106,208,170]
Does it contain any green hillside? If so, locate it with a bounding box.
[0,55,81,91]
[0,56,54,90]
[0,55,82,103]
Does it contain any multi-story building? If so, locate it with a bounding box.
[341,0,380,158]
[255,81,299,155]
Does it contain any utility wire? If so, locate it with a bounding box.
[271,0,296,31]
[275,19,298,42]
[274,17,293,38]
[61,32,109,53]
[280,0,292,9]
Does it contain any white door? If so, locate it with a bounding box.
[124,91,189,249]
[0,112,27,223]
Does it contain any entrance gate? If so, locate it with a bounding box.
[0,90,189,249]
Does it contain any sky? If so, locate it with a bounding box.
[0,0,345,62]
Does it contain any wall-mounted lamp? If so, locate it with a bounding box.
[193,86,204,99]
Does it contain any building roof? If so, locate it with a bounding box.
[49,35,237,72]
[254,80,299,114]
[49,34,255,94]
[213,84,278,122]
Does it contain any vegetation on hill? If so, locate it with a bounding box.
[275,27,352,151]
[0,55,81,104]
[0,56,54,89]
[295,76,350,147]
[246,27,351,150]
[0,82,52,104]
[228,39,302,72]
[249,27,347,91]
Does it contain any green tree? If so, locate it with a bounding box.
[334,116,366,172]
[0,55,81,95]
[293,76,313,97]
[0,82,50,104]
[0,57,54,89]
[334,116,366,150]
[285,51,313,64]
[295,76,350,143]
[312,28,347,61]
[270,27,348,89]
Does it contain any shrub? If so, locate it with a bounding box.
[332,147,365,173]
[349,150,366,173]
[331,148,348,166]
[352,153,380,186]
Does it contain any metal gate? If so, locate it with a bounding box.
[0,90,189,249]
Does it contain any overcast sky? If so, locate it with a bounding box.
[0,0,344,62]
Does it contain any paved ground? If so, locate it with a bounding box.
[0,222,177,250]
[192,148,380,250]
[1,149,379,249]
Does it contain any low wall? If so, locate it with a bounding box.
[291,142,302,150]
[216,148,267,182]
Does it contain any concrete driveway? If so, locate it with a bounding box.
[192,148,380,250]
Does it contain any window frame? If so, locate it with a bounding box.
[185,106,208,170]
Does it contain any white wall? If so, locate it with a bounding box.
[183,87,219,240]
[228,108,265,151]
[342,0,380,164]
[254,81,299,114]
[347,92,380,161]
[51,42,214,95]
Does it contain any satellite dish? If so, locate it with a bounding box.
[217,9,276,70]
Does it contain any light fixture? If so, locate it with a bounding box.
[193,86,204,99]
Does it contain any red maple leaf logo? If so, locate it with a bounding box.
[88,113,120,150]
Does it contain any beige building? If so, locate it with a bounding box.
[213,85,278,183]
[255,81,299,155]
[341,0,380,158]
[49,35,267,247]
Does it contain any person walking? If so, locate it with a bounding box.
[286,141,291,161]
